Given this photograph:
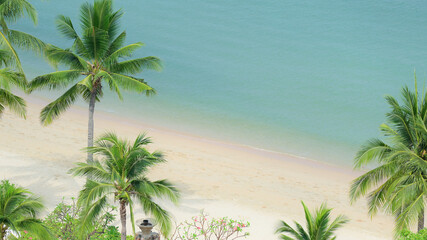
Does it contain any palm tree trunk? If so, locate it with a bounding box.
[120,200,127,240]
[0,224,6,240]
[87,91,96,161]
[418,208,425,232]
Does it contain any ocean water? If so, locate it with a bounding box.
[13,0,427,165]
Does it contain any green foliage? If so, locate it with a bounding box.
[103,226,120,239]
[0,0,37,25]
[350,77,427,233]
[69,133,180,237]
[14,198,132,240]
[398,229,427,240]
[43,198,116,240]
[0,0,46,74]
[28,0,162,125]
[18,226,131,240]
[0,67,26,117]
[168,211,250,240]
[0,180,52,240]
[0,0,46,118]
[276,201,348,240]
[19,226,133,240]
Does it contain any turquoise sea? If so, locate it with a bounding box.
[14,0,427,165]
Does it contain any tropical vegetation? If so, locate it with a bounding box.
[398,229,427,240]
[69,133,180,240]
[0,0,46,119]
[275,201,349,240]
[0,0,46,73]
[18,197,134,240]
[0,62,25,118]
[0,180,52,240]
[1,0,426,239]
[28,0,162,161]
[350,79,427,233]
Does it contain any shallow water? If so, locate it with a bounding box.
[14,0,427,165]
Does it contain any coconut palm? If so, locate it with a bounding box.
[69,132,180,240]
[0,0,46,73]
[276,201,348,240]
[350,79,427,233]
[0,180,52,240]
[28,0,162,161]
[0,0,46,118]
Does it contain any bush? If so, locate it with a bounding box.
[14,198,134,240]
[168,211,250,240]
[399,229,427,240]
[44,197,116,239]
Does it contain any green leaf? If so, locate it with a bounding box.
[40,84,80,125]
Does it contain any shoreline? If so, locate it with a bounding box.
[32,93,355,172]
[30,89,358,169]
[0,95,394,239]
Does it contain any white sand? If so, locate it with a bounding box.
[0,96,394,239]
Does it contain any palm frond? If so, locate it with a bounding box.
[44,45,88,70]
[325,215,349,238]
[77,75,94,91]
[134,179,180,204]
[77,180,114,207]
[15,218,53,239]
[110,56,162,74]
[77,195,108,237]
[350,162,397,203]
[56,15,79,40]
[107,30,126,54]
[394,191,425,231]
[40,84,80,125]
[0,67,25,89]
[353,138,391,168]
[138,196,173,236]
[132,133,152,148]
[28,70,82,92]
[301,201,314,237]
[0,30,23,72]
[7,30,46,56]
[0,0,37,25]
[109,72,152,93]
[0,88,25,118]
[82,27,109,60]
[275,220,303,240]
[69,161,111,182]
[103,42,144,66]
[79,1,94,33]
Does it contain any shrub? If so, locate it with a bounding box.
[44,198,116,239]
[399,229,427,240]
[14,198,134,240]
[168,211,250,240]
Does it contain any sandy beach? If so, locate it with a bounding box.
[0,95,394,239]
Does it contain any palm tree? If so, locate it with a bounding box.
[28,0,162,161]
[0,0,46,118]
[350,79,427,233]
[275,201,348,240]
[69,132,180,240]
[0,180,52,240]
[0,0,46,74]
